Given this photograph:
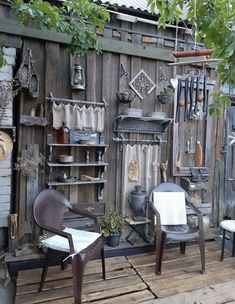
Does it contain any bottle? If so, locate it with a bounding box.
[57,122,70,144]
[30,107,35,116]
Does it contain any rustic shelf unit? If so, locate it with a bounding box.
[114,115,172,134]
[46,142,108,200]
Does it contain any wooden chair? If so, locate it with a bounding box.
[148,182,205,274]
[33,189,106,304]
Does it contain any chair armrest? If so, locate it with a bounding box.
[68,205,100,232]
[41,224,75,253]
[186,199,204,236]
[149,201,161,233]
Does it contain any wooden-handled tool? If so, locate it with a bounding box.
[194,141,203,167]
[188,76,194,119]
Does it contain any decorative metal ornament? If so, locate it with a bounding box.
[117,62,135,104]
[13,48,39,98]
[129,69,156,100]
[71,63,86,90]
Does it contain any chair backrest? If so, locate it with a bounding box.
[149,183,188,225]
[33,189,72,233]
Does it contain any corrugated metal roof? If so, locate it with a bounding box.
[97,0,152,13]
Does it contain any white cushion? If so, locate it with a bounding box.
[220,220,235,232]
[42,227,101,253]
[153,192,187,225]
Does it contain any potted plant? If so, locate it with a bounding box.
[101,210,125,247]
[157,86,174,104]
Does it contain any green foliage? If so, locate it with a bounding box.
[10,0,110,57]
[101,210,125,237]
[0,49,6,68]
[147,0,235,114]
[160,86,174,95]
[208,92,231,116]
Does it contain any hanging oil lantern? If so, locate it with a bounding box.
[71,63,85,90]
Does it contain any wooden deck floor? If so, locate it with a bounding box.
[15,241,235,304]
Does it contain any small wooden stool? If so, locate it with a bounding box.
[220,220,235,261]
[125,217,151,245]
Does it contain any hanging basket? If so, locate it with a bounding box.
[157,93,174,104]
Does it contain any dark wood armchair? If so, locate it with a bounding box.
[148,182,205,275]
[33,189,106,304]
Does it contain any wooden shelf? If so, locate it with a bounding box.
[47,179,107,186]
[114,115,172,134]
[20,115,47,126]
[47,161,108,167]
[47,143,108,147]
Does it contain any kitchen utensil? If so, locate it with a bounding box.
[203,75,208,113]
[184,77,189,121]
[59,172,68,182]
[194,76,200,115]
[194,141,203,167]
[58,155,74,163]
[175,78,182,123]
[80,175,100,181]
[189,76,194,119]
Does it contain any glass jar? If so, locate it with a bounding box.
[57,122,70,144]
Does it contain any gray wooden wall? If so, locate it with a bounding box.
[0,3,226,244]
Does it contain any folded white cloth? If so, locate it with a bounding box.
[42,227,100,253]
[153,192,187,225]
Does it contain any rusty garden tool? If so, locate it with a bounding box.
[189,76,194,119]
[175,78,182,123]
[203,75,208,113]
[194,76,200,115]
[184,77,189,121]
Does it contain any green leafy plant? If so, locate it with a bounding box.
[0,49,6,69]
[101,210,125,238]
[160,86,174,95]
[147,0,235,114]
[9,0,110,57]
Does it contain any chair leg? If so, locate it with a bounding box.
[155,231,162,275]
[61,257,68,270]
[72,254,85,304]
[232,233,235,258]
[101,247,106,280]
[39,248,53,292]
[180,242,186,254]
[157,232,166,275]
[198,237,205,274]
[221,229,226,261]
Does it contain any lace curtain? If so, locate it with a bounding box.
[52,103,105,132]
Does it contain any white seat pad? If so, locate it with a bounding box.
[220,220,235,232]
[42,228,101,253]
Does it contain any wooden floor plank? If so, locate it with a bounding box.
[17,260,131,286]
[83,290,155,303]
[143,280,235,304]
[83,282,147,302]
[127,241,220,267]
[150,265,235,298]
[15,241,235,304]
